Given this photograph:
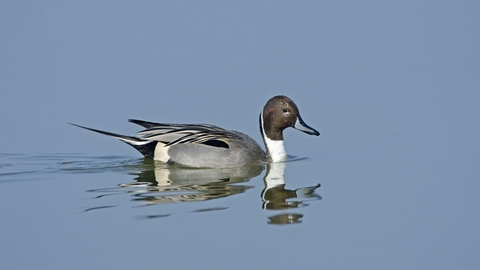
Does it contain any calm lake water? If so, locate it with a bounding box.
[1,125,478,269]
[1,1,479,269]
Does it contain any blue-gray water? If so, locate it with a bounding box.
[1,1,479,269]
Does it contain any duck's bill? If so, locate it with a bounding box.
[294,116,320,136]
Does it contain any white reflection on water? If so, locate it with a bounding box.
[262,162,322,224]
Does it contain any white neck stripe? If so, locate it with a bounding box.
[261,113,287,162]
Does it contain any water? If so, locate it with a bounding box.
[1,1,479,269]
[1,145,478,269]
[0,154,325,269]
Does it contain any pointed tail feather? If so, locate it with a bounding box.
[69,123,157,159]
[69,123,149,145]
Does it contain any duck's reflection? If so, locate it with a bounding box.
[267,213,304,225]
[86,159,321,224]
[261,162,322,225]
[124,162,264,205]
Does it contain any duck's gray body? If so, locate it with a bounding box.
[72,95,320,168]
[168,130,265,168]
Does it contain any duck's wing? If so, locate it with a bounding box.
[129,119,184,129]
[131,120,242,148]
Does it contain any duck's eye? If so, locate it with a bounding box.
[283,109,288,113]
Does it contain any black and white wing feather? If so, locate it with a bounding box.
[130,119,242,148]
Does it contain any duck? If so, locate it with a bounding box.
[71,95,319,168]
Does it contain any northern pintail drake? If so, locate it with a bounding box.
[72,95,319,168]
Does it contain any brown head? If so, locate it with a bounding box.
[261,95,320,141]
